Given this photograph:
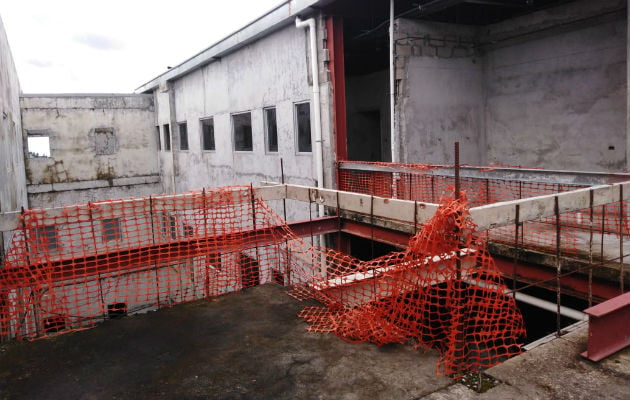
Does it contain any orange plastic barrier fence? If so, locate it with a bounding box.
[0,184,524,377]
[291,193,525,377]
[338,161,630,258]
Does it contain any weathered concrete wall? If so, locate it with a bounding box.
[483,0,627,171]
[0,15,28,253]
[396,19,483,165]
[155,20,331,220]
[21,95,162,207]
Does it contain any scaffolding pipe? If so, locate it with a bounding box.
[470,280,587,321]
[389,0,397,162]
[296,17,325,218]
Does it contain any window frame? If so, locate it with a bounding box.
[32,225,58,250]
[178,121,189,151]
[102,218,122,242]
[26,130,52,159]
[232,111,254,152]
[155,126,162,151]
[294,101,312,154]
[263,107,279,154]
[163,123,171,152]
[200,117,216,152]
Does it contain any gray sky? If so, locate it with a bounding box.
[1,0,283,93]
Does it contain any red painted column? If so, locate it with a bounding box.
[326,16,348,165]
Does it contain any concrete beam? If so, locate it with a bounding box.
[27,175,161,194]
[339,161,630,186]
[470,182,630,231]
[3,181,630,235]
[480,0,626,49]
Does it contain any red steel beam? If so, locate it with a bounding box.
[493,256,621,302]
[326,16,348,163]
[340,219,620,301]
[581,292,630,361]
[340,219,409,248]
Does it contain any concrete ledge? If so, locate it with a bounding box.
[27,175,161,194]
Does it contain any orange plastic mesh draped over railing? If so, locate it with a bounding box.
[291,193,525,377]
[338,161,630,258]
[0,185,524,377]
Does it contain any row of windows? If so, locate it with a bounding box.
[157,102,312,154]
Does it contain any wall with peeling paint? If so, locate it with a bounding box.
[20,95,162,208]
[0,15,28,253]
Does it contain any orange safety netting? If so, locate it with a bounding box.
[291,192,525,377]
[338,161,630,258]
[0,184,524,377]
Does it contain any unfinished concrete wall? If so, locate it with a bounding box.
[483,0,627,171]
[20,95,162,207]
[153,20,332,220]
[0,15,28,253]
[396,19,483,165]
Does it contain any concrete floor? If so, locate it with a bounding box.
[1,284,628,400]
[0,284,451,400]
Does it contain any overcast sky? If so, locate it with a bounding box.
[1,0,283,93]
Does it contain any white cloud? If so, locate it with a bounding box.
[1,0,284,93]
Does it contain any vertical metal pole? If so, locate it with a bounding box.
[250,184,260,287]
[281,158,287,221]
[513,204,520,296]
[281,159,292,285]
[454,142,460,202]
[149,196,161,307]
[87,204,106,319]
[389,0,396,163]
[601,206,606,263]
[555,196,561,337]
[619,185,624,294]
[453,142,465,376]
[454,142,461,281]
[588,190,594,306]
[202,188,209,298]
[370,195,375,260]
[20,210,38,337]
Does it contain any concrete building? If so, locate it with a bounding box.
[1,2,630,398]
[135,0,629,199]
[0,15,27,256]
[21,94,162,208]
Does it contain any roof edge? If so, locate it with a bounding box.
[134,0,322,94]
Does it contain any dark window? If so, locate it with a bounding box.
[33,225,58,249]
[232,112,253,151]
[295,103,312,153]
[163,124,171,151]
[264,107,278,153]
[178,122,189,151]
[155,126,161,151]
[161,215,176,239]
[201,118,215,151]
[102,218,122,241]
[206,253,221,270]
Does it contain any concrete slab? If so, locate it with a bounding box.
[422,326,630,400]
[0,284,452,400]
